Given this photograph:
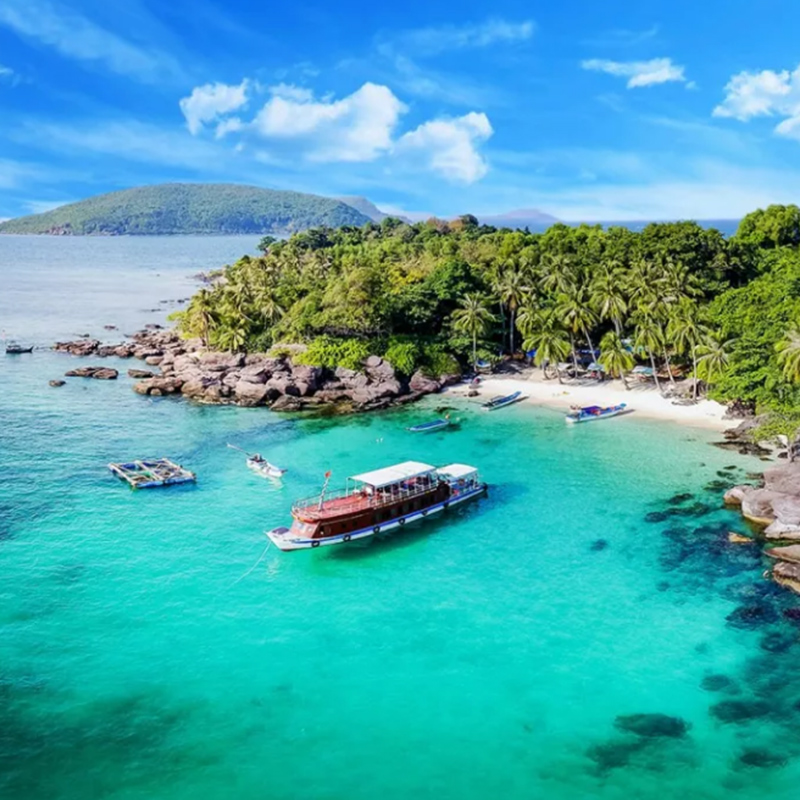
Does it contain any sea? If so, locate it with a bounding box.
[1,235,798,800]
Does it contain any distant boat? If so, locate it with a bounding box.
[247,456,287,479]
[566,403,628,423]
[406,416,457,433]
[5,342,33,354]
[228,443,286,478]
[482,391,522,411]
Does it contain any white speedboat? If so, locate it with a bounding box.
[247,456,286,478]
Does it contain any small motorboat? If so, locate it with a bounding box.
[481,390,522,411]
[228,443,286,478]
[407,415,457,433]
[565,403,628,423]
[247,455,287,479]
[5,342,33,354]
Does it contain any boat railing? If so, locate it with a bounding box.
[292,480,438,516]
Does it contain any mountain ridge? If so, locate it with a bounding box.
[0,183,371,236]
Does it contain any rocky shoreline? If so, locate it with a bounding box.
[53,329,456,413]
[724,459,800,596]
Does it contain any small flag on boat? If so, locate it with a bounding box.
[325,470,331,478]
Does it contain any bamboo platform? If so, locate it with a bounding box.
[108,458,196,489]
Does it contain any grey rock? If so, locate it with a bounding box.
[409,370,441,394]
[49,379,65,387]
[234,381,270,406]
[127,369,155,379]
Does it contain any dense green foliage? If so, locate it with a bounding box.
[0,183,370,235]
[174,204,800,421]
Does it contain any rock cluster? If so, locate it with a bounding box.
[54,329,455,412]
[64,366,119,380]
[725,461,800,595]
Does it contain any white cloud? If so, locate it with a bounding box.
[0,0,182,82]
[391,18,535,57]
[0,63,13,78]
[253,82,407,162]
[713,65,800,140]
[180,80,250,135]
[581,57,687,88]
[397,112,493,183]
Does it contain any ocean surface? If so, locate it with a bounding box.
[2,235,799,800]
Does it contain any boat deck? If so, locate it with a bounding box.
[294,482,438,521]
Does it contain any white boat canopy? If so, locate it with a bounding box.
[437,463,478,480]
[350,461,435,488]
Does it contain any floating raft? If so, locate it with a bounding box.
[108,458,196,489]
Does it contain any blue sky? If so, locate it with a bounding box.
[2,0,800,221]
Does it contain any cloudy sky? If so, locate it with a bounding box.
[1,0,800,221]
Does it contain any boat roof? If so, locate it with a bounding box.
[437,463,478,479]
[350,460,435,488]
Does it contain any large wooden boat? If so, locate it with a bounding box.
[266,460,487,551]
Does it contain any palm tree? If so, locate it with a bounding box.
[591,267,627,336]
[540,253,574,295]
[215,323,248,353]
[452,294,495,371]
[522,312,571,382]
[188,288,216,346]
[697,335,734,387]
[632,313,665,392]
[515,293,539,346]
[557,285,598,371]
[598,331,635,385]
[667,302,707,400]
[495,268,529,354]
[776,329,800,383]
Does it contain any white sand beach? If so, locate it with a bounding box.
[444,368,732,430]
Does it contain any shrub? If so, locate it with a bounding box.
[383,339,420,376]
[295,336,372,371]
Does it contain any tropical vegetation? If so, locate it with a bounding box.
[172,204,800,431]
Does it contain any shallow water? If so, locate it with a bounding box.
[2,236,800,799]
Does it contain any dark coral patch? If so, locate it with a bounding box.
[701,674,736,693]
[737,749,787,769]
[710,699,770,724]
[726,604,779,630]
[614,713,690,738]
[590,539,609,552]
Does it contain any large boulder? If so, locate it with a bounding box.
[55,339,100,356]
[334,367,369,389]
[234,381,271,407]
[765,544,800,563]
[266,375,299,397]
[409,370,441,394]
[764,462,800,495]
[724,485,752,506]
[238,365,270,384]
[181,377,218,399]
[773,561,800,595]
[270,395,303,412]
[197,351,245,371]
[133,377,183,395]
[65,366,118,380]
[740,489,783,525]
[364,356,396,383]
[128,369,155,379]
[290,363,322,391]
[222,371,242,388]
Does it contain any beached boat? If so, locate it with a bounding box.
[481,390,522,411]
[5,342,33,354]
[565,403,628,424]
[247,455,287,478]
[406,416,456,433]
[108,458,196,489]
[266,460,487,551]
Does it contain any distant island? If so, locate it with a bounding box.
[0,183,373,236]
[476,208,559,229]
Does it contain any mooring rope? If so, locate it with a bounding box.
[228,541,272,589]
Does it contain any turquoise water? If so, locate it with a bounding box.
[2,237,800,799]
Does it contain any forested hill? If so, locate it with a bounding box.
[0,183,371,235]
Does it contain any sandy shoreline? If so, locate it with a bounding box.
[444,368,733,431]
